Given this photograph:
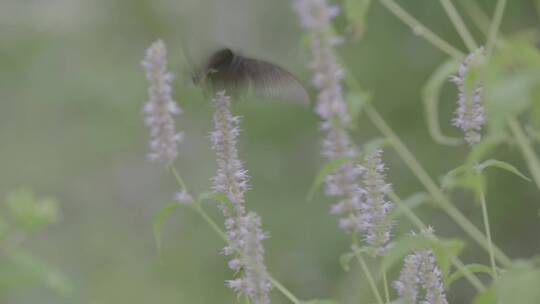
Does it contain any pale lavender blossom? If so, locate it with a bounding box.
[357,149,394,256]
[450,48,486,145]
[226,213,272,304]
[174,190,194,205]
[393,229,448,304]
[142,39,183,163]
[210,91,272,303]
[210,91,250,207]
[294,0,349,124]
[393,253,420,304]
[294,0,367,236]
[417,250,448,304]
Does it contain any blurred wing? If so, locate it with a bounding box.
[203,51,310,106]
[239,56,310,106]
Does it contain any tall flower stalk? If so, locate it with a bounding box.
[294,0,363,235]
[450,48,486,146]
[393,230,449,304]
[142,40,183,163]
[211,91,272,304]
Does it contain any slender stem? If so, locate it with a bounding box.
[365,104,512,267]
[352,236,385,304]
[381,270,390,304]
[378,0,465,59]
[268,276,301,304]
[478,189,498,279]
[192,203,301,303]
[169,165,187,190]
[439,0,479,52]
[192,204,228,242]
[507,118,540,194]
[486,0,507,53]
[458,0,491,36]
[389,192,487,292]
[168,167,301,303]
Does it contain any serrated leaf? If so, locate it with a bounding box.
[153,203,182,255]
[447,263,493,287]
[475,159,531,182]
[307,157,355,201]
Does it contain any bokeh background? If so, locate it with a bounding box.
[1,0,539,303]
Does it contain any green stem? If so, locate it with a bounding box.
[168,167,301,303]
[507,118,540,194]
[486,0,507,54]
[389,192,487,292]
[381,270,390,304]
[364,104,512,268]
[458,0,491,36]
[478,189,498,280]
[352,236,385,304]
[378,0,465,59]
[439,0,479,52]
[169,165,188,190]
[268,276,301,304]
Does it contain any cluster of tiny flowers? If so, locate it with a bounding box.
[294,0,367,236]
[226,213,272,304]
[357,149,394,256]
[393,230,448,304]
[142,40,183,163]
[323,125,364,231]
[210,91,250,207]
[393,253,420,303]
[293,0,349,123]
[210,91,272,303]
[450,48,486,145]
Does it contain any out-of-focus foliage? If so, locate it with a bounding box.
[0,189,69,298]
[0,0,539,303]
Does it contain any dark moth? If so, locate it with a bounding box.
[194,48,310,106]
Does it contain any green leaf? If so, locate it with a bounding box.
[362,138,389,156]
[441,165,484,195]
[345,91,371,130]
[307,157,355,201]
[339,252,355,272]
[389,192,430,220]
[475,159,532,182]
[473,287,496,304]
[5,188,60,231]
[343,0,372,41]
[382,234,432,273]
[431,238,466,283]
[447,264,493,287]
[0,250,72,296]
[496,263,540,304]
[153,203,182,255]
[198,192,229,204]
[422,59,463,146]
[465,137,502,167]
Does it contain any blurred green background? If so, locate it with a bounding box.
[1,0,539,303]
